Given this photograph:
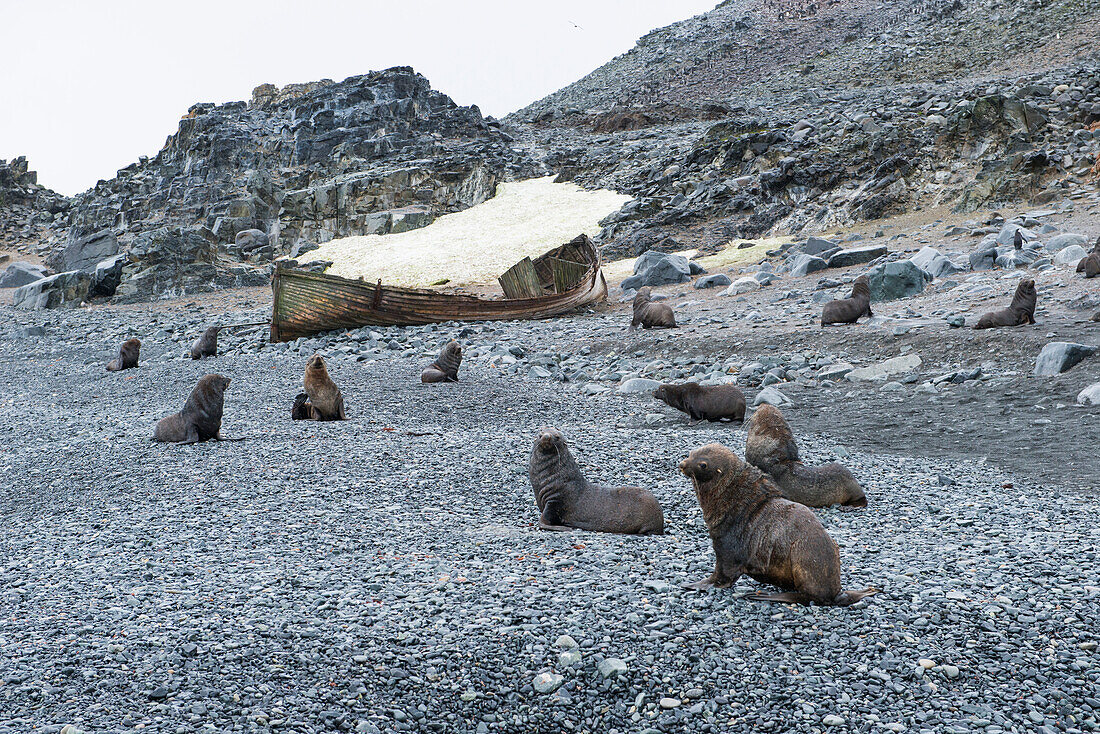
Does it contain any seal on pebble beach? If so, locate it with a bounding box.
[154,374,233,444]
[679,443,877,605]
[973,278,1037,329]
[630,287,677,330]
[190,327,220,359]
[106,338,141,372]
[821,276,873,326]
[1077,238,1100,278]
[421,340,462,383]
[744,404,866,508]
[291,354,346,421]
[654,382,746,423]
[528,428,665,535]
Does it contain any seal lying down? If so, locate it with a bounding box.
[679,443,877,606]
[528,428,664,535]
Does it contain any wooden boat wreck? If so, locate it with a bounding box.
[269,234,607,342]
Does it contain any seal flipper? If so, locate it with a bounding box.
[747,591,816,604]
[291,393,311,420]
[833,588,878,606]
[538,502,571,531]
[682,564,739,590]
[750,588,878,606]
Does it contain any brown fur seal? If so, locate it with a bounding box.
[421,340,462,383]
[154,374,232,444]
[654,382,746,423]
[973,278,1036,329]
[528,428,664,535]
[1077,239,1100,278]
[291,354,346,421]
[631,287,676,330]
[106,338,141,372]
[679,443,877,605]
[744,404,866,508]
[190,327,220,359]
[821,276,873,326]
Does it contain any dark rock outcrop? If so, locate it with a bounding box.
[40,67,533,305]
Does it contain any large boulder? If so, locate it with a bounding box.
[724,277,762,296]
[621,251,692,291]
[234,228,269,251]
[12,270,91,309]
[1044,233,1089,252]
[910,247,965,278]
[1033,342,1096,376]
[969,241,999,271]
[58,230,118,272]
[799,237,838,256]
[1078,383,1100,406]
[90,255,127,296]
[0,262,50,288]
[788,253,829,277]
[993,223,1037,247]
[847,354,922,381]
[827,245,887,269]
[995,244,1044,269]
[694,273,731,289]
[1053,245,1088,266]
[863,261,930,301]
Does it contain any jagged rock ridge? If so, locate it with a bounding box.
[29,67,534,306]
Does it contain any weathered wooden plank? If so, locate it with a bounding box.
[550,257,588,294]
[498,257,544,299]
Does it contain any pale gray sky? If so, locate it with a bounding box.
[1,0,717,196]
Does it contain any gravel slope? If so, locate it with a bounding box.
[1,300,1098,734]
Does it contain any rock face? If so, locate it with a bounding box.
[508,0,1100,259]
[41,67,531,305]
[0,157,70,250]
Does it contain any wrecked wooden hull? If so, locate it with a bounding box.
[269,236,607,342]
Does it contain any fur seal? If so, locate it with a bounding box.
[679,443,877,605]
[106,338,141,372]
[654,382,746,422]
[528,428,664,535]
[291,354,346,421]
[154,374,232,444]
[631,287,676,330]
[421,340,462,383]
[821,276,873,326]
[190,327,220,359]
[1077,238,1100,278]
[973,278,1036,329]
[744,404,866,508]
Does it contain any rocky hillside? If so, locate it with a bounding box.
[0,157,69,250]
[510,0,1100,257]
[13,67,535,306]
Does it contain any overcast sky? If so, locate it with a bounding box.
[1,0,716,196]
